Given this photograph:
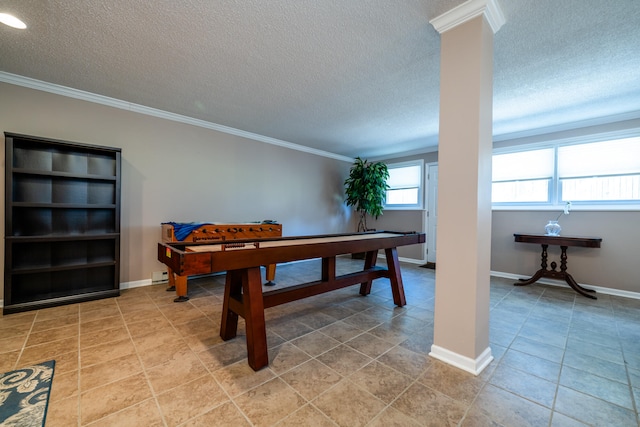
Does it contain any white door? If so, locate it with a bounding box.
[426,164,438,264]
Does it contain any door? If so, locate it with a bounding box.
[426,164,438,264]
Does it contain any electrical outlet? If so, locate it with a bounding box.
[152,271,169,283]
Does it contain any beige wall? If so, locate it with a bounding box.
[0,83,354,289]
[2,82,638,297]
[376,132,640,295]
[381,203,640,294]
[491,210,640,293]
[369,151,438,262]
[370,210,425,260]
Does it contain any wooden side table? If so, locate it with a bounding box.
[513,234,602,299]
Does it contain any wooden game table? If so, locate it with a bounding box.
[157,230,425,370]
[161,221,282,300]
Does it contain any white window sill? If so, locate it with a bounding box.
[492,204,640,212]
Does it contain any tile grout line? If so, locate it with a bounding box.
[76,307,82,427]
[117,292,170,427]
[461,284,547,425]
[174,292,257,427]
[547,288,577,427]
[614,303,640,427]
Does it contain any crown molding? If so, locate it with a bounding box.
[430,0,505,34]
[0,72,354,163]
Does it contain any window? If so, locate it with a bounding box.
[385,161,423,209]
[558,139,640,201]
[492,148,554,203]
[492,135,640,206]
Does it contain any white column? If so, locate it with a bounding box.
[429,0,505,375]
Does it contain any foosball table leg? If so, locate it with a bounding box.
[173,275,189,302]
[166,268,176,292]
[264,264,277,286]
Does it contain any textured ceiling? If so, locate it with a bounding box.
[1,0,639,159]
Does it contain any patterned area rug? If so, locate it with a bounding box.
[0,360,55,427]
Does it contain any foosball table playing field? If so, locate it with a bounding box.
[157,230,426,370]
[161,221,282,301]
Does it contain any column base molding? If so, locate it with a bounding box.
[429,344,493,376]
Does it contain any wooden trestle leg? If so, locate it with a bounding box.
[218,243,411,371]
[359,250,378,296]
[220,267,268,370]
[220,270,241,340]
[358,248,406,307]
[385,247,406,307]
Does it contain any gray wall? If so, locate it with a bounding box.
[0,82,353,291]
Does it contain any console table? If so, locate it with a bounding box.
[513,234,602,299]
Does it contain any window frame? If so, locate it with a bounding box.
[384,160,424,210]
[492,130,640,211]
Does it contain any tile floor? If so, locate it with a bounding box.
[1,257,639,426]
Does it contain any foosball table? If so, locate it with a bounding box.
[161,221,282,301]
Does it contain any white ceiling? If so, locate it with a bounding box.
[1,0,639,159]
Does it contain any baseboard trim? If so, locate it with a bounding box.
[375,253,426,265]
[120,279,153,290]
[429,345,493,376]
[490,270,640,300]
[6,267,633,309]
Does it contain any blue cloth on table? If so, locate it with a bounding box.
[163,222,210,241]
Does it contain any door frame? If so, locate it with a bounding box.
[425,162,438,265]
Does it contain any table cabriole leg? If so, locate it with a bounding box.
[514,243,597,299]
[560,247,596,297]
[565,273,597,298]
[513,234,601,299]
[515,244,549,286]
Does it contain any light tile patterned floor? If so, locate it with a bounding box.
[1,257,639,426]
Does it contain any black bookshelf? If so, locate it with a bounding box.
[4,133,121,314]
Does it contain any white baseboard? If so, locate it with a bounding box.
[399,256,427,265]
[375,253,426,265]
[4,267,634,309]
[490,270,640,300]
[429,345,493,376]
[120,279,154,290]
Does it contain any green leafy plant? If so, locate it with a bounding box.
[344,157,389,232]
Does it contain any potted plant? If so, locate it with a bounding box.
[344,157,389,232]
